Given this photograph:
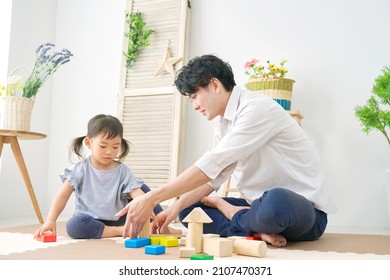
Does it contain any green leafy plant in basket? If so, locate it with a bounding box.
[354,66,390,146]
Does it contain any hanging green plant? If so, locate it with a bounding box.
[124,11,154,68]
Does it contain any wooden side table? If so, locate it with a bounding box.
[0,129,46,223]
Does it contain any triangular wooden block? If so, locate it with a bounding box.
[182,207,212,223]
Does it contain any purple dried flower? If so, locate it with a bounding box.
[23,42,73,98]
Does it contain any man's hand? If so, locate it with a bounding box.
[116,195,155,238]
[151,208,178,234]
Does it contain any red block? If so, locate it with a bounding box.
[37,234,57,242]
[246,235,262,240]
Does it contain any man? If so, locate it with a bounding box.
[117,54,334,247]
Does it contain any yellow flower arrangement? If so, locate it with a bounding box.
[0,75,23,97]
[244,58,288,79]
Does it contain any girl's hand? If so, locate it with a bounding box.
[33,221,56,239]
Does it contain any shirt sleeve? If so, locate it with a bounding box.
[206,162,237,191]
[195,101,278,180]
[59,163,83,189]
[119,164,144,198]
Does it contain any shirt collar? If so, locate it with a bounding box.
[222,86,241,122]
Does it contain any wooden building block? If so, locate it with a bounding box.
[179,236,186,246]
[246,235,262,240]
[37,234,56,242]
[190,253,214,260]
[186,223,203,253]
[150,236,161,245]
[233,239,267,258]
[179,247,196,258]
[145,245,165,255]
[227,236,246,240]
[227,236,245,253]
[203,233,219,238]
[150,232,183,238]
[138,220,151,238]
[160,236,178,247]
[182,207,213,223]
[203,237,233,257]
[182,207,213,254]
[125,237,151,248]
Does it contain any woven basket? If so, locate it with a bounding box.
[0,96,35,131]
[245,77,295,110]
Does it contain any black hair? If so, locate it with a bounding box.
[69,114,130,162]
[174,54,236,96]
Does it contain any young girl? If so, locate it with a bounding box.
[34,114,179,239]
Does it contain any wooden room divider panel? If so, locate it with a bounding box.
[118,0,191,207]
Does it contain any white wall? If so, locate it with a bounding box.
[46,0,127,217]
[1,0,390,230]
[0,0,56,222]
[183,0,390,229]
[0,0,127,222]
[0,0,12,81]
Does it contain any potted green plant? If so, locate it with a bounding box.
[244,58,295,110]
[0,42,73,131]
[354,66,390,145]
[354,65,390,221]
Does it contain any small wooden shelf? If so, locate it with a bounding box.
[287,110,303,125]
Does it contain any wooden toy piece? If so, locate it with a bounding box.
[203,233,219,238]
[145,245,165,255]
[203,237,233,257]
[178,236,186,246]
[150,232,183,238]
[227,236,246,240]
[150,236,161,245]
[179,247,196,258]
[138,219,151,238]
[187,223,203,253]
[227,236,246,253]
[160,236,178,247]
[182,207,212,253]
[190,253,214,260]
[246,235,262,240]
[233,239,267,258]
[37,234,57,242]
[125,237,151,248]
[182,207,213,224]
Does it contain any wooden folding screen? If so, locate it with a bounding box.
[118,0,191,207]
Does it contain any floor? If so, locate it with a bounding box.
[2,216,388,280]
[2,221,390,260]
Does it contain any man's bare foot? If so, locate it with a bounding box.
[254,232,287,247]
[201,196,250,220]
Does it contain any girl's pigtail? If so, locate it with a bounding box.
[68,136,86,163]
